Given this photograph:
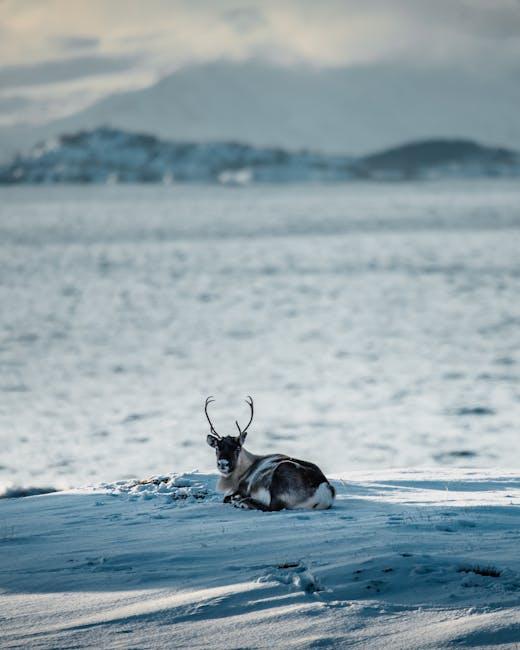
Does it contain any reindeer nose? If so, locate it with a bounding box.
[218,460,230,471]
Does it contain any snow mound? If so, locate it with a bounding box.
[97,472,219,503]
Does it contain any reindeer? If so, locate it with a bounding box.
[205,396,335,511]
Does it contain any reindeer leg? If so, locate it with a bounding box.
[224,491,273,511]
[232,496,272,511]
[223,491,243,504]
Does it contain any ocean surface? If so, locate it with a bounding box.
[1,180,519,490]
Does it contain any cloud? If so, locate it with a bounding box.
[54,35,100,51]
[1,0,519,70]
[417,0,520,40]
[0,55,138,89]
[0,96,31,113]
[0,0,518,126]
[221,7,267,33]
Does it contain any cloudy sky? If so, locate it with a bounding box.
[1,0,519,126]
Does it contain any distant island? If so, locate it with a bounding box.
[1,127,518,184]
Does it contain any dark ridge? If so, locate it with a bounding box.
[458,565,501,578]
[455,406,496,416]
[0,486,58,499]
[433,449,478,462]
[445,450,477,458]
[358,138,518,176]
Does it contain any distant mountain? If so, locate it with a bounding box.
[1,61,520,163]
[355,139,520,180]
[0,128,355,184]
[0,128,518,184]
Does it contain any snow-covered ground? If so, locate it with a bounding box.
[1,181,520,494]
[1,470,519,648]
[1,181,519,647]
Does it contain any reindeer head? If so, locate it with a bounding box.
[205,396,254,476]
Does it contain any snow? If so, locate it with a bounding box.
[1,181,520,494]
[1,469,519,648]
[1,181,519,646]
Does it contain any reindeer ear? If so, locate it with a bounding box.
[207,434,219,448]
[238,430,247,445]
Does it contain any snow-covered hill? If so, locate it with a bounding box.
[358,139,520,181]
[0,128,355,184]
[1,127,518,184]
[1,469,519,648]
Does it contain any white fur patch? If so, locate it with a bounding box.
[251,487,271,506]
[295,482,335,510]
[277,492,299,508]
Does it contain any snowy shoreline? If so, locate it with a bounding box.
[1,469,519,648]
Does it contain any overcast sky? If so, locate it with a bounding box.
[1,0,519,125]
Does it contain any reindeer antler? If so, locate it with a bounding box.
[204,396,221,438]
[235,395,254,435]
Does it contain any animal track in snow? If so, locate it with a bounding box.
[258,561,322,594]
